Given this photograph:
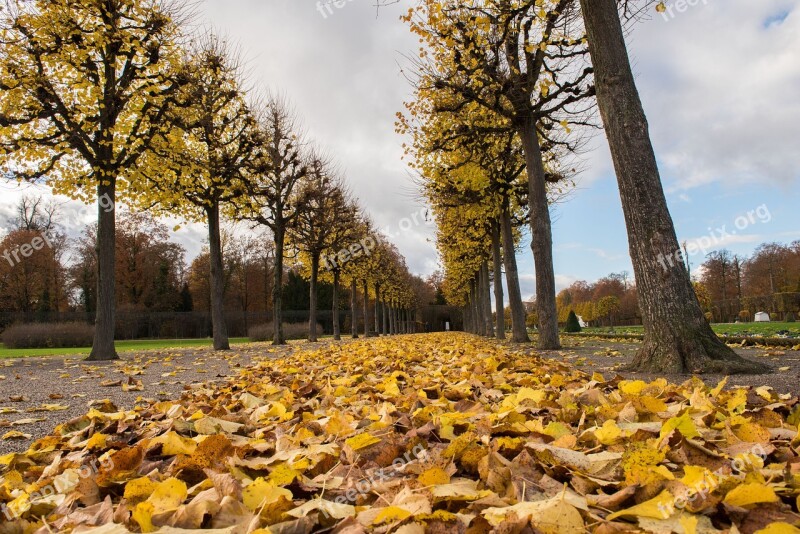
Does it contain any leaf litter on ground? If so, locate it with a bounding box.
[1,333,800,533]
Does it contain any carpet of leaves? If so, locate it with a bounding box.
[2,333,800,534]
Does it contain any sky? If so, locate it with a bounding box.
[1,0,798,303]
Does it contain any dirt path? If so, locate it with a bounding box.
[536,336,800,396]
[0,342,308,455]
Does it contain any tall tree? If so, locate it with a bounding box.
[0,0,188,360]
[142,36,259,350]
[239,97,308,345]
[579,0,766,373]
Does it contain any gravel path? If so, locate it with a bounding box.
[538,336,800,396]
[0,341,306,455]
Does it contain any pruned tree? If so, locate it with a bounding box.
[0,0,190,360]
[579,0,767,373]
[237,96,308,345]
[140,35,259,351]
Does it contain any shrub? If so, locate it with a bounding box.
[786,312,796,323]
[564,311,582,333]
[2,322,94,349]
[771,313,780,322]
[248,322,324,342]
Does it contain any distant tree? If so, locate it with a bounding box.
[70,212,186,313]
[596,296,620,328]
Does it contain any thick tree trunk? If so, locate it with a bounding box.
[492,220,506,340]
[517,118,560,350]
[501,204,531,343]
[332,269,341,341]
[363,280,374,337]
[272,226,286,345]
[580,0,768,374]
[87,181,119,361]
[309,253,320,342]
[207,203,230,351]
[351,278,359,339]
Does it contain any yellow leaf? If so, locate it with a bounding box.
[756,523,800,534]
[345,432,381,451]
[123,477,158,505]
[723,483,779,507]
[660,413,701,441]
[418,467,451,487]
[374,505,413,525]
[242,477,293,512]
[150,431,198,456]
[594,420,623,445]
[607,490,674,520]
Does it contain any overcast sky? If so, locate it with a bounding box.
[1,0,798,302]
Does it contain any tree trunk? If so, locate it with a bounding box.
[272,226,286,345]
[517,118,560,350]
[382,299,389,335]
[481,261,494,337]
[87,181,118,361]
[501,203,531,343]
[363,280,373,337]
[332,269,341,341]
[351,278,359,339]
[492,220,506,340]
[207,202,230,351]
[471,279,483,336]
[309,253,320,342]
[374,284,382,335]
[579,0,767,374]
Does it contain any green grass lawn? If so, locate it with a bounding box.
[582,322,800,337]
[0,338,251,359]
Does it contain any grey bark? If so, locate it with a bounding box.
[206,202,230,351]
[492,220,506,340]
[501,203,531,342]
[481,260,494,337]
[308,253,320,342]
[351,278,359,339]
[87,181,119,361]
[332,270,341,341]
[272,226,286,345]
[579,0,768,374]
[517,117,560,350]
